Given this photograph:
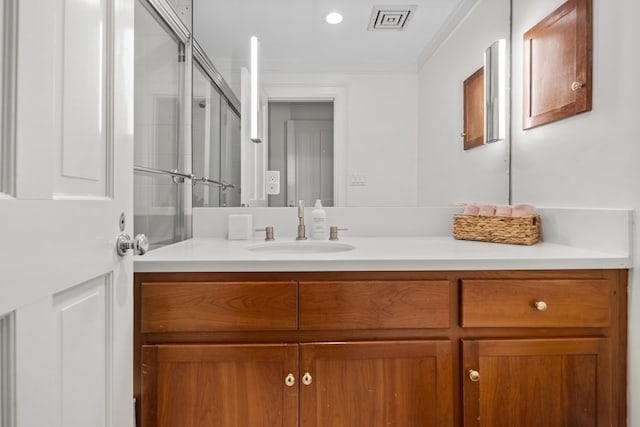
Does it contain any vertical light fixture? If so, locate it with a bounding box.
[250,36,262,143]
[485,39,506,143]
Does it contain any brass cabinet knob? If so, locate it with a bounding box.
[533,300,548,311]
[468,370,480,382]
[285,373,295,387]
[571,81,584,91]
[302,372,313,386]
[460,132,467,137]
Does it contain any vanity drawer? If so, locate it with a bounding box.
[460,279,611,328]
[141,281,298,333]
[299,280,450,330]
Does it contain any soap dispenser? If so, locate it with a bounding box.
[311,199,327,240]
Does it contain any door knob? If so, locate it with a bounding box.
[117,234,149,256]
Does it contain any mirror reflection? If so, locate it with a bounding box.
[269,101,334,208]
[192,0,511,207]
[192,61,242,208]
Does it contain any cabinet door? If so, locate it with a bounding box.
[300,341,453,427]
[462,338,611,427]
[463,67,485,150]
[523,0,592,129]
[141,344,298,427]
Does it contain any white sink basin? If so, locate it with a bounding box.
[247,240,355,254]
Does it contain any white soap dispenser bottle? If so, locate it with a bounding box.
[311,199,327,240]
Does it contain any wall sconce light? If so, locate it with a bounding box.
[485,39,506,143]
[250,36,262,143]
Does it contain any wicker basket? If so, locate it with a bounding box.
[452,214,541,245]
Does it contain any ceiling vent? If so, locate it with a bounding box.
[368,5,417,31]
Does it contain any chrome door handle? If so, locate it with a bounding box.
[117,234,149,256]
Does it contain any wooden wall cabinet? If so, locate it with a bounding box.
[463,67,485,149]
[523,0,592,129]
[135,270,627,427]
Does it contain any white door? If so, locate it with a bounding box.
[286,120,334,207]
[0,0,135,426]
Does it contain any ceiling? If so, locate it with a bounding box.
[193,0,478,73]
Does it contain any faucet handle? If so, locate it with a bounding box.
[298,200,305,218]
[255,226,275,241]
[329,226,348,241]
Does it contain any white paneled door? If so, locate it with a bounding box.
[286,120,334,207]
[0,0,135,426]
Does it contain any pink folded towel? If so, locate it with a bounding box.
[512,203,535,217]
[463,204,480,215]
[495,205,512,216]
[478,204,496,216]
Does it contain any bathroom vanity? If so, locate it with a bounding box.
[133,233,629,427]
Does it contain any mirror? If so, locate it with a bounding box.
[192,0,511,207]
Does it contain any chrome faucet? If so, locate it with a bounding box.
[296,200,307,240]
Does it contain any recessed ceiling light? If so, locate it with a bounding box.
[325,12,343,25]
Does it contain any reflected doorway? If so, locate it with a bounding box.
[268,101,334,207]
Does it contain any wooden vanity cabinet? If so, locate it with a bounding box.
[135,274,454,427]
[300,340,453,427]
[462,338,610,427]
[141,343,299,427]
[459,273,626,427]
[134,270,627,427]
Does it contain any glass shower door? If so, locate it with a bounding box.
[134,1,187,250]
[221,102,241,207]
[191,48,241,208]
[192,63,222,207]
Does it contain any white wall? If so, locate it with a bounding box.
[417,0,510,206]
[511,0,640,424]
[262,72,419,207]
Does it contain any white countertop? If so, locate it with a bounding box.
[133,236,632,272]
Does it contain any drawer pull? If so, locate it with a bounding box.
[302,372,313,386]
[468,370,480,382]
[533,300,548,311]
[285,373,295,387]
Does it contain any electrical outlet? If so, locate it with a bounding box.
[266,170,280,194]
[266,170,280,184]
[267,182,280,194]
[349,174,367,187]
